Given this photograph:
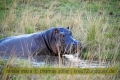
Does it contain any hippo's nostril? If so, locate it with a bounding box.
[72,44,76,48]
[72,44,75,46]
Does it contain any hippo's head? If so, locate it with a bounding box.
[43,27,82,55]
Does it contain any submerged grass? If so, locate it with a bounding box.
[0,0,120,80]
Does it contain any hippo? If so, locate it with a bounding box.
[0,27,81,59]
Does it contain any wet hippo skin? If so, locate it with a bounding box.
[0,27,82,59]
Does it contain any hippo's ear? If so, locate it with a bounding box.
[52,28,59,36]
[54,28,59,34]
[52,28,59,38]
[67,26,69,30]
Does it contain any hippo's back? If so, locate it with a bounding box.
[0,33,41,57]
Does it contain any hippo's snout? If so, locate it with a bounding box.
[64,40,82,54]
[72,41,82,52]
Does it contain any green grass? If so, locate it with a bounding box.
[0,0,120,80]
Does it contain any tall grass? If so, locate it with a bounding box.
[0,0,120,80]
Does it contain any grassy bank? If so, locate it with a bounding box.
[0,0,120,80]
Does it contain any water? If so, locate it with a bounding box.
[0,55,109,68]
[32,61,45,67]
[31,54,108,68]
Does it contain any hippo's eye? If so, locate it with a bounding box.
[60,34,64,37]
[70,32,72,35]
